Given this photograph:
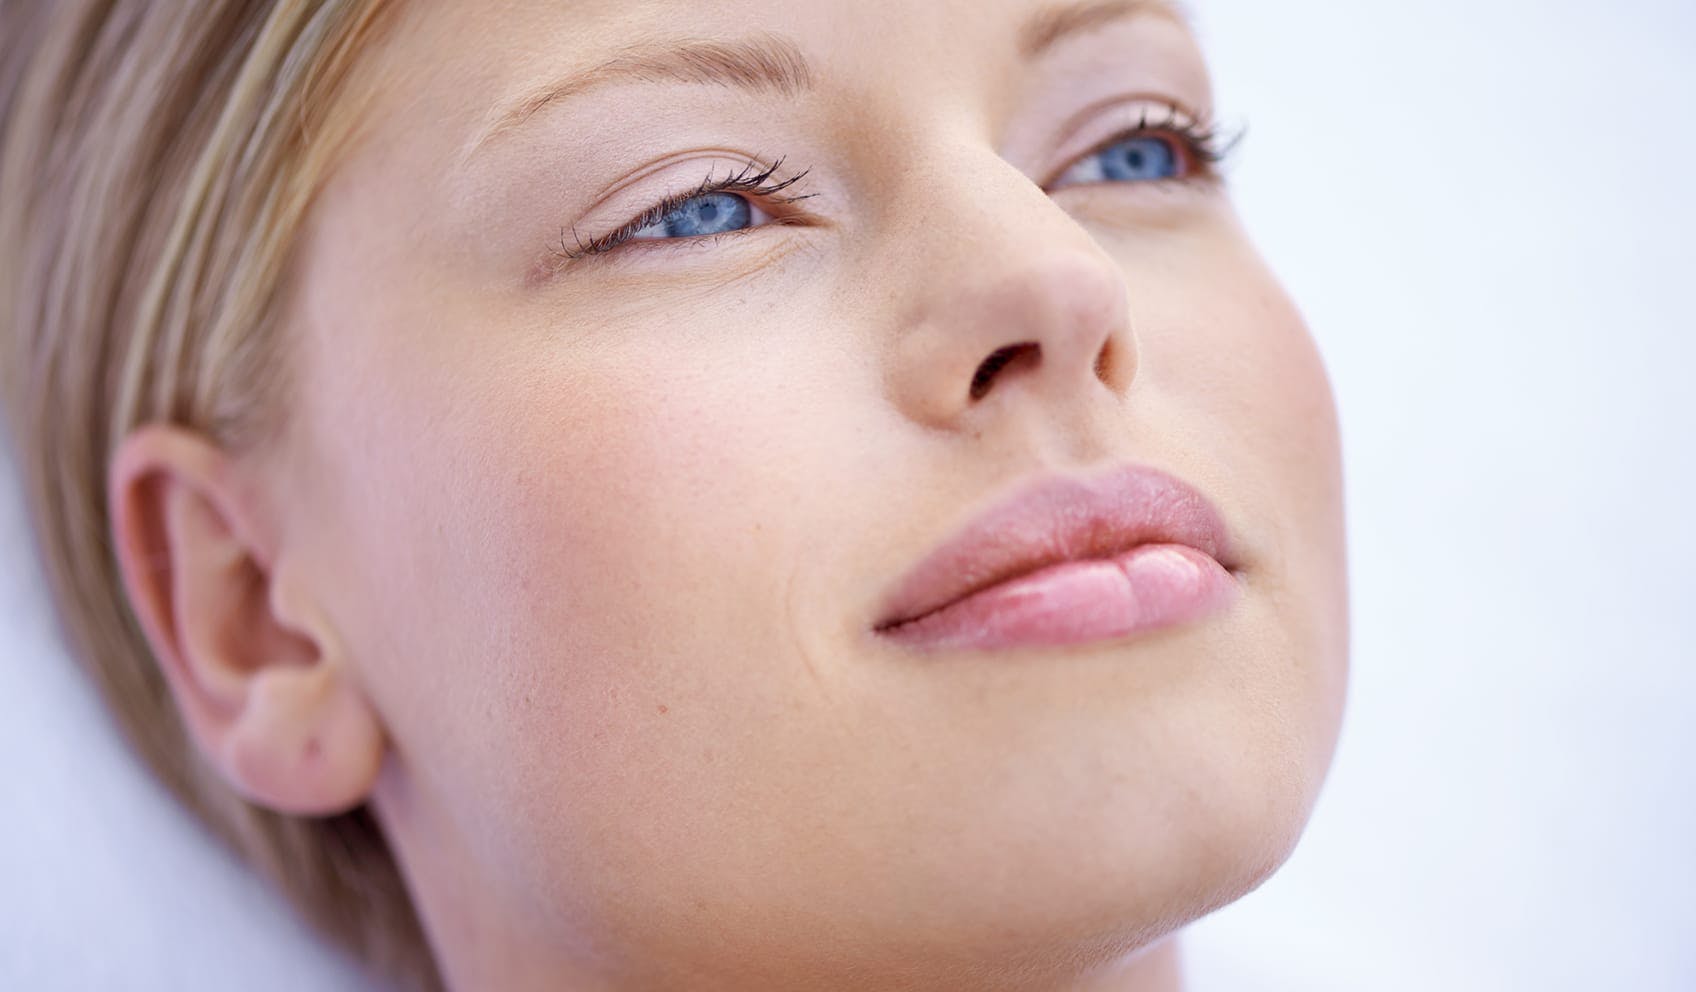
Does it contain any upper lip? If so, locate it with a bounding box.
[873,462,1239,631]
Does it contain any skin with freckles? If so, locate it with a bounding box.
[109,0,1350,988]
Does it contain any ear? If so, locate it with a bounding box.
[108,424,384,816]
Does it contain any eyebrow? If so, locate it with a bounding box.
[468,1,1187,158]
[471,32,811,156]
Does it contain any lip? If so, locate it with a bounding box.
[872,462,1242,652]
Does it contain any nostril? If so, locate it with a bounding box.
[970,343,1039,401]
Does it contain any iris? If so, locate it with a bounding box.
[1066,135,1181,185]
[633,191,753,240]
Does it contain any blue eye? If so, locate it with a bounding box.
[1098,135,1179,181]
[1053,134,1187,187]
[553,162,810,263]
[630,191,755,241]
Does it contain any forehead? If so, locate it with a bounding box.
[388,0,1192,49]
[358,0,1196,110]
[344,0,1202,173]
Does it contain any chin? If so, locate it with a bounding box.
[803,707,1329,988]
[977,649,1338,969]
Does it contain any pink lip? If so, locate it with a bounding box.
[873,463,1242,652]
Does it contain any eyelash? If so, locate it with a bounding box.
[551,158,817,262]
[549,105,1242,264]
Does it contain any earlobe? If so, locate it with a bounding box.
[223,659,387,816]
[109,424,386,817]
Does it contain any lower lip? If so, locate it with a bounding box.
[875,544,1239,653]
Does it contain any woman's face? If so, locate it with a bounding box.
[273,0,1348,985]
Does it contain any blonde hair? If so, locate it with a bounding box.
[0,1,440,987]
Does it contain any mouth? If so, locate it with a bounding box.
[872,462,1242,653]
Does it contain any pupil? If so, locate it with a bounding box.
[1104,137,1173,181]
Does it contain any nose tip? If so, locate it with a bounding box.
[969,249,1135,402]
[892,243,1137,429]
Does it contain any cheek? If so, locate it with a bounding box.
[446,360,782,710]
[1128,230,1350,792]
[1220,269,1350,785]
[340,333,848,880]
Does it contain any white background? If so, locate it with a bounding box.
[3,2,1692,989]
[1185,1,1696,989]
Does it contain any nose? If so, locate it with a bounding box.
[880,154,1138,434]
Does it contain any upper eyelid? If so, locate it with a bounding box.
[1039,95,1212,168]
